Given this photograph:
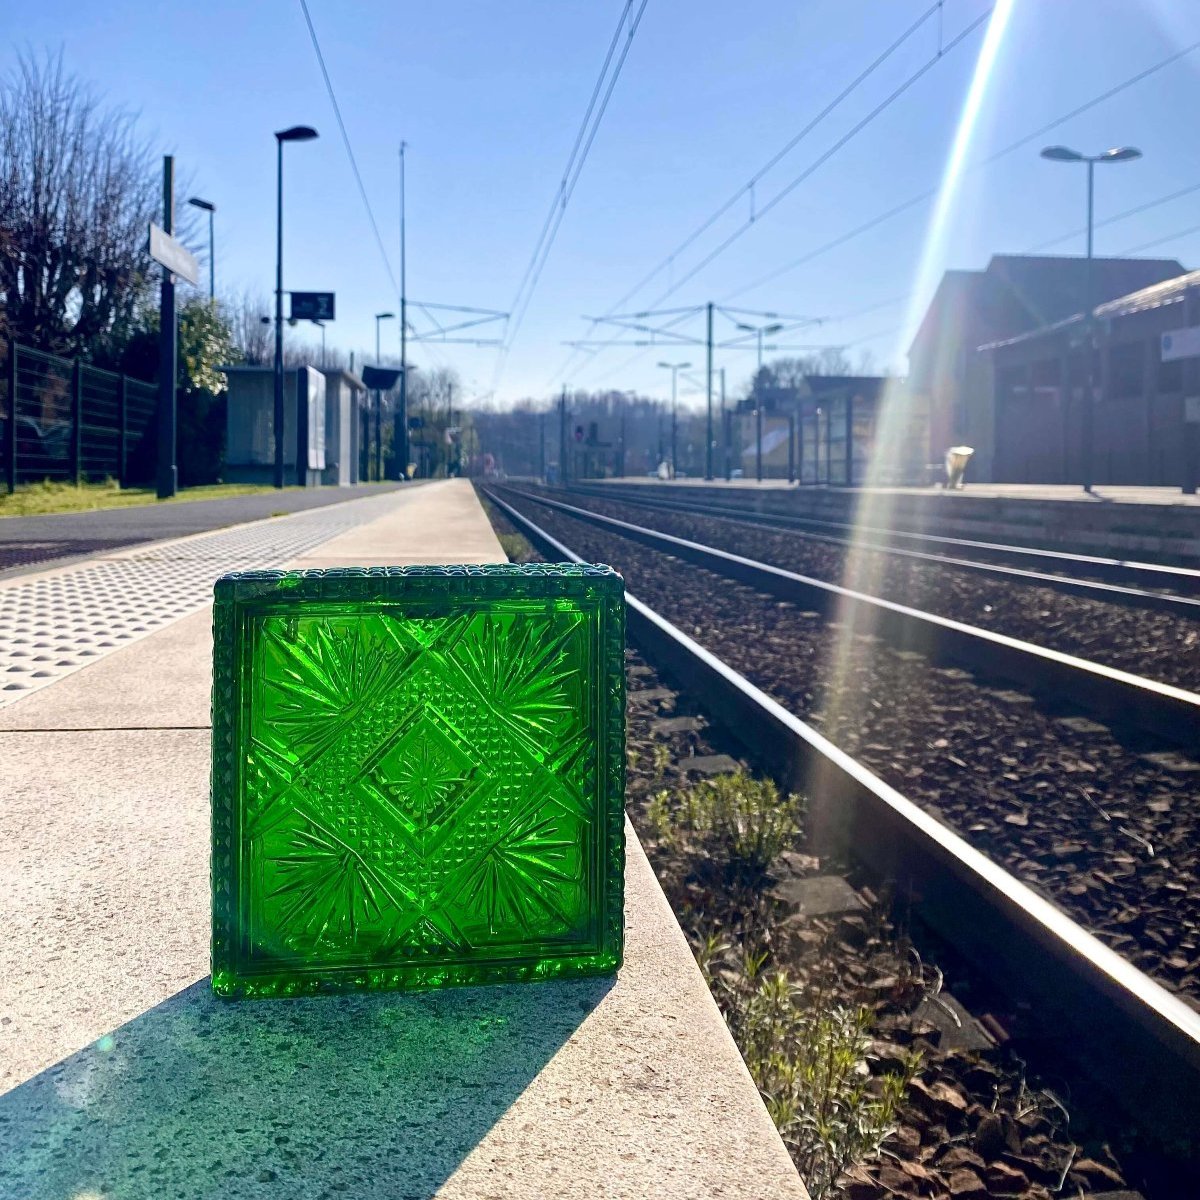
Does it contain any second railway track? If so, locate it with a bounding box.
[557,484,1200,692]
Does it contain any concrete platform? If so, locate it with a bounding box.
[586,477,1200,565]
[600,477,1200,506]
[0,479,806,1199]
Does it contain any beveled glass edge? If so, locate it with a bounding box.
[213,562,623,605]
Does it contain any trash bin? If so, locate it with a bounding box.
[944,445,974,490]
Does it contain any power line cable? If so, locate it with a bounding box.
[724,37,1200,301]
[569,5,990,388]
[503,2,634,336]
[494,0,650,393]
[550,0,947,388]
[656,8,992,302]
[767,178,1200,369]
[604,2,944,318]
[298,0,398,294]
[1026,181,1200,252]
[1118,221,1200,257]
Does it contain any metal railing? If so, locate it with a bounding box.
[1,340,157,493]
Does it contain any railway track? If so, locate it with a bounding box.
[555,485,1200,697]
[484,484,1200,1165]
[566,481,1200,596]
[501,486,1200,742]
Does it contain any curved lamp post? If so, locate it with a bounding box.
[657,360,691,477]
[1040,144,1142,492]
[187,197,216,299]
[273,125,319,489]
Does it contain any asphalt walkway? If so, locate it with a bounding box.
[0,481,408,575]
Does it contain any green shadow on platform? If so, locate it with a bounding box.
[0,973,612,1199]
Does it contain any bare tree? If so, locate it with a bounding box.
[0,51,159,361]
[222,291,274,366]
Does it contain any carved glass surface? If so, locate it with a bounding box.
[211,564,625,998]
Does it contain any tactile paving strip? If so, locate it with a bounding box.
[0,496,394,705]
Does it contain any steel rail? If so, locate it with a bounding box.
[566,481,1200,593]
[485,486,1200,1158]
[559,483,1200,617]
[498,486,1200,749]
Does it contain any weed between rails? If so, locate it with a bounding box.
[649,771,919,1199]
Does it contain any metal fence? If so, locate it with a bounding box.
[1,341,158,492]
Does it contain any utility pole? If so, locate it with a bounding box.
[756,399,764,483]
[1040,143,1141,491]
[705,302,714,480]
[539,411,546,481]
[156,155,178,499]
[559,385,568,485]
[398,141,409,481]
[619,396,627,478]
[720,367,730,481]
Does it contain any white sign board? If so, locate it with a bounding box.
[1161,326,1200,362]
[148,223,200,286]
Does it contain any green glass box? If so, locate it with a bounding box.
[211,563,625,999]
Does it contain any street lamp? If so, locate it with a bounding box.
[737,321,784,481]
[374,311,396,481]
[273,124,319,489]
[187,197,216,299]
[657,360,691,477]
[1040,144,1142,492]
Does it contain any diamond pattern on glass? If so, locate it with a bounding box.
[211,564,625,998]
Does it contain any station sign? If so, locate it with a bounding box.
[290,291,336,321]
[147,222,199,286]
[1161,326,1200,362]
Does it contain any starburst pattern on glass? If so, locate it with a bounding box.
[211,564,625,998]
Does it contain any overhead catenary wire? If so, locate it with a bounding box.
[600,2,945,321]
[1117,222,1200,257]
[582,37,1200,387]
[765,176,1200,368]
[298,0,398,295]
[723,36,1200,303]
[549,0,951,390]
[492,0,651,395]
[1026,182,1200,253]
[563,7,992,391]
[653,7,992,306]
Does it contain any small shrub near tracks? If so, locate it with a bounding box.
[648,770,802,881]
[698,935,920,1200]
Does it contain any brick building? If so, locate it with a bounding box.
[981,269,1200,489]
[909,254,1184,480]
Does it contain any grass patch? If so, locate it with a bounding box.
[698,938,920,1200]
[645,768,918,1196]
[0,479,296,517]
[647,770,802,882]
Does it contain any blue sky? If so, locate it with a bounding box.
[5,0,1199,407]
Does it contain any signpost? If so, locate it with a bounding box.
[290,291,335,321]
[147,156,196,499]
[148,222,200,287]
